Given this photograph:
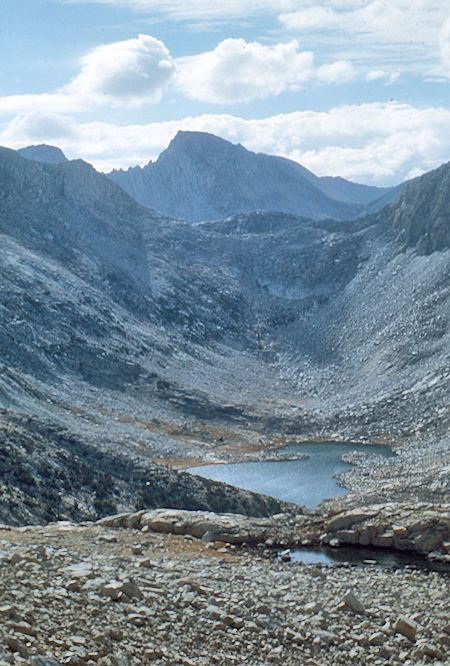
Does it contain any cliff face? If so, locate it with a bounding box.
[389,161,450,254]
[108,131,398,222]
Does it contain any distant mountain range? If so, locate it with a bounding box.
[18,132,403,223]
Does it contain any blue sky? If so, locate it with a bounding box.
[1,0,449,185]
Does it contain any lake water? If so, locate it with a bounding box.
[189,441,395,509]
[189,443,450,571]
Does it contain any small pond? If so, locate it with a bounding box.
[288,546,450,572]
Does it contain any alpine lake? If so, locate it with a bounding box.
[189,442,448,571]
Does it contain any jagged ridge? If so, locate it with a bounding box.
[108,131,399,222]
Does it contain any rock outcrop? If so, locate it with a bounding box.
[97,503,450,559]
[319,503,450,557]
[98,508,292,544]
[17,144,68,164]
[390,161,450,254]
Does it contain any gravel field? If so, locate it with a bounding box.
[0,522,449,665]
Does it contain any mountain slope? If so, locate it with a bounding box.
[0,148,448,522]
[313,174,393,205]
[108,131,398,222]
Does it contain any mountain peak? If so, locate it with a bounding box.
[161,130,247,164]
[108,131,396,223]
[170,130,237,147]
[17,144,68,164]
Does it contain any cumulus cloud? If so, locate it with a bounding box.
[64,34,174,105]
[58,2,450,76]
[0,34,361,118]
[0,34,175,115]
[175,39,314,104]
[3,102,449,186]
[174,39,359,105]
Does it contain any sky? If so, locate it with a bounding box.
[0,0,449,185]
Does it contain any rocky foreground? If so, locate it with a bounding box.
[0,515,449,666]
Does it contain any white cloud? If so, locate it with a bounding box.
[366,70,400,85]
[0,33,363,117]
[60,1,299,21]
[317,60,355,84]
[58,2,450,75]
[439,18,450,76]
[3,102,449,186]
[64,34,174,105]
[174,39,360,105]
[279,1,447,42]
[366,70,387,82]
[175,39,314,104]
[0,93,84,115]
[279,1,450,74]
[0,34,175,115]
[278,6,339,31]
[1,112,78,142]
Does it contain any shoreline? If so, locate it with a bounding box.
[150,436,395,470]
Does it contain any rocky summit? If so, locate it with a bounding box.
[0,140,448,664]
[108,131,399,222]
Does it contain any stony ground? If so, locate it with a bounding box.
[0,521,448,666]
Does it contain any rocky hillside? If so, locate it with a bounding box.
[0,146,448,524]
[108,131,398,222]
[0,409,294,527]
